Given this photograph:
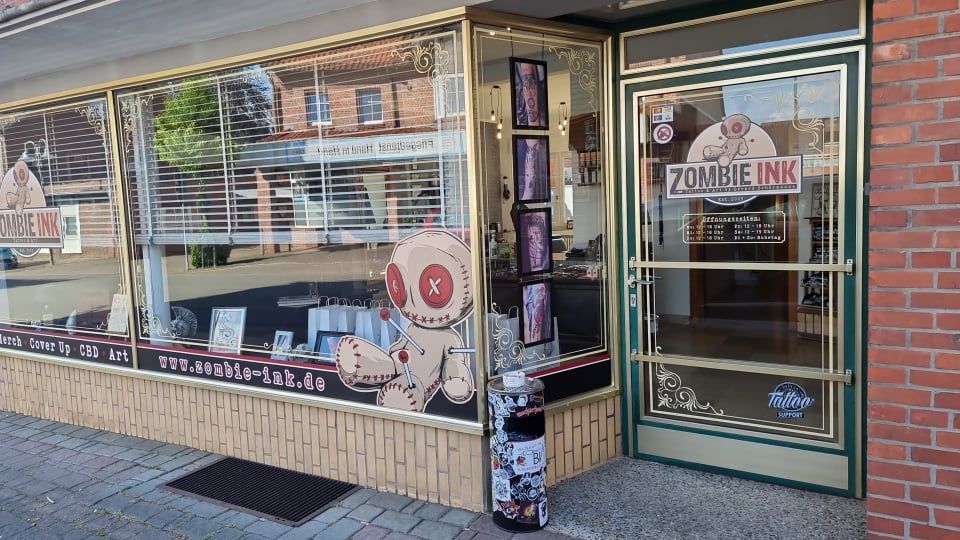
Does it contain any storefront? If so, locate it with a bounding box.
[1,0,958,535]
[0,8,618,513]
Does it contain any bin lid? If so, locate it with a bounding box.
[488,372,544,395]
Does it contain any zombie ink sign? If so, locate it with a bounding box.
[0,161,63,254]
[664,114,804,206]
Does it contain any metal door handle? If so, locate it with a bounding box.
[627,275,659,288]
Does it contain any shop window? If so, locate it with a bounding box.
[117,26,478,419]
[306,92,332,125]
[474,26,611,398]
[623,0,861,72]
[0,98,132,364]
[356,88,383,124]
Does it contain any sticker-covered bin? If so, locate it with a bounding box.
[488,373,547,532]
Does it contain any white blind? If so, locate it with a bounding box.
[0,100,119,247]
[119,29,469,246]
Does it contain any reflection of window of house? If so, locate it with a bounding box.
[435,74,465,119]
[306,92,331,125]
[356,88,383,124]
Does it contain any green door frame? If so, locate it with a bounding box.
[617,47,866,496]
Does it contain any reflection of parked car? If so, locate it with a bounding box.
[0,249,18,270]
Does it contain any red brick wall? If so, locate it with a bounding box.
[869,0,960,538]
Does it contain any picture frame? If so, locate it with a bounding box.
[510,57,549,130]
[270,330,294,360]
[512,134,551,204]
[810,181,839,219]
[520,279,553,347]
[516,207,553,277]
[106,293,128,334]
[209,307,246,354]
[314,330,350,359]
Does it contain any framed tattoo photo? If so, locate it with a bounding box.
[516,207,553,277]
[510,57,548,130]
[209,307,246,354]
[513,134,551,204]
[520,279,553,347]
[270,330,294,360]
[314,330,350,359]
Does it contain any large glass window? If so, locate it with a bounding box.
[0,98,132,364]
[118,27,477,418]
[475,26,610,389]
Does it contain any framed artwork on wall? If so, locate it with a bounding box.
[520,279,553,347]
[209,308,246,354]
[513,134,551,204]
[516,207,553,277]
[510,57,549,130]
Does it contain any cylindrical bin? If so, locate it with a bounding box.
[488,372,547,532]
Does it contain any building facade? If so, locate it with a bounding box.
[0,0,956,537]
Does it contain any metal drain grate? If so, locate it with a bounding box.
[163,457,357,526]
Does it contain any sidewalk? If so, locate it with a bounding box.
[0,410,865,540]
[0,410,571,540]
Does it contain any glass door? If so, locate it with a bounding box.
[623,53,862,495]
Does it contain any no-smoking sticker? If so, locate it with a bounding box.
[653,123,674,144]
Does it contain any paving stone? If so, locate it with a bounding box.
[368,492,416,511]
[189,499,229,518]
[372,510,422,533]
[122,500,165,521]
[348,503,386,523]
[350,524,392,540]
[315,505,352,524]
[177,515,222,538]
[466,515,512,538]
[217,509,261,529]
[245,518,293,537]
[97,493,137,514]
[339,488,377,509]
[415,503,451,521]
[52,423,84,435]
[314,517,363,540]
[382,533,421,540]
[440,509,480,528]
[401,500,426,514]
[275,518,330,540]
[144,508,187,529]
[208,526,245,540]
[453,531,477,540]
[410,520,465,540]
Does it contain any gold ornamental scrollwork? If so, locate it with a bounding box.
[549,46,599,114]
[75,102,108,138]
[119,96,154,152]
[393,39,451,93]
[489,303,546,372]
[655,363,724,416]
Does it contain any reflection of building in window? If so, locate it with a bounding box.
[306,92,331,125]
[356,88,383,124]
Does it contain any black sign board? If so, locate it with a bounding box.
[137,345,478,422]
[0,326,132,366]
[682,211,786,244]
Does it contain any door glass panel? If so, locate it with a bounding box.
[645,362,840,442]
[639,71,841,264]
[645,268,839,369]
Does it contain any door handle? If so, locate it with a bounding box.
[627,275,660,288]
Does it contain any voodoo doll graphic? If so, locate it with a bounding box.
[6,161,32,216]
[335,230,475,411]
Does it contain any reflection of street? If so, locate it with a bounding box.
[156,244,394,349]
[163,244,392,302]
[0,256,122,329]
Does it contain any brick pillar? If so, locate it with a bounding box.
[869,1,960,538]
